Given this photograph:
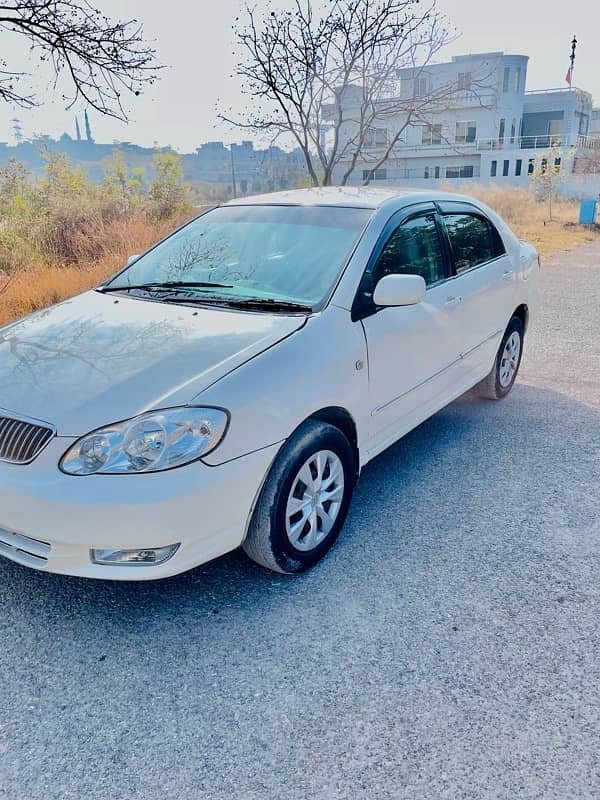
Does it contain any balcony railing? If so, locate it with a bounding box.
[525,87,593,104]
[360,133,600,154]
[577,134,600,150]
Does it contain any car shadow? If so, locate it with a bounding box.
[1,381,598,636]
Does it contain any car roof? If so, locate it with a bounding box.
[224,186,480,211]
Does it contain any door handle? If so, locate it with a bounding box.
[445,295,463,309]
[502,270,514,282]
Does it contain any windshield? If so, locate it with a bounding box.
[104,205,372,309]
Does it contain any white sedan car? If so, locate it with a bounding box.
[0,188,539,579]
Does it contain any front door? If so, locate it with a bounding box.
[359,208,463,459]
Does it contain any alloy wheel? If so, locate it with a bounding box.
[499,331,521,387]
[285,449,345,551]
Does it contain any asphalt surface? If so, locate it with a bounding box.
[1,241,599,800]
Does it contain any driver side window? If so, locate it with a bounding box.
[373,214,446,287]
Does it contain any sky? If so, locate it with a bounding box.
[1,0,599,152]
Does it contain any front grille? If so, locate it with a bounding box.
[0,413,55,464]
[0,527,51,569]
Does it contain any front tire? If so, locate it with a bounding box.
[474,316,524,400]
[243,420,356,574]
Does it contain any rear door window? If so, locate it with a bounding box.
[443,213,505,274]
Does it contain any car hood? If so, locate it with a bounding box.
[0,291,306,435]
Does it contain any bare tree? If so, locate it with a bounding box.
[0,0,161,119]
[221,0,492,186]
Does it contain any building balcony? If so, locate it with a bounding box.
[358,133,598,157]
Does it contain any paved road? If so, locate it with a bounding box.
[1,241,599,800]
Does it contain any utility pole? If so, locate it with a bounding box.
[230,145,237,198]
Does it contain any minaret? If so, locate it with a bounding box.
[75,116,82,141]
[84,109,93,142]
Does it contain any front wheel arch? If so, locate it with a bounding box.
[298,406,360,484]
[513,303,529,332]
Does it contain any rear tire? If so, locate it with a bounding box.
[474,316,524,400]
[243,420,355,574]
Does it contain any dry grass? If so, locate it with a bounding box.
[454,183,600,258]
[0,215,188,326]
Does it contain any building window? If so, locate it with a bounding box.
[401,77,412,97]
[422,124,442,145]
[458,72,472,90]
[515,159,522,176]
[414,77,428,97]
[577,112,589,135]
[503,160,509,176]
[364,127,388,147]
[514,67,521,93]
[455,121,477,144]
[490,160,497,177]
[424,166,430,179]
[445,165,474,178]
[362,168,387,181]
[553,157,562,173]
[540,157,548,174]
[510,118,516,144]
[434,166,440,179]
[548,118,562,145]
[528,159,535,176]
[498,118,506,145]
[503,67,510,93]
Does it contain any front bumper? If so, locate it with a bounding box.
[0,438,282,580]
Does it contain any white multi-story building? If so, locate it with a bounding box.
[330,52,600,194]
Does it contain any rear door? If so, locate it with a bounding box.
[356,204,463,459]
[436,202,518,382]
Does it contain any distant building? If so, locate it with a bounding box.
[328,51,600,195]
[0,133,307,192]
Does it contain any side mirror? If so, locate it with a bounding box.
[126,254,141,267]
[372,274,426,307]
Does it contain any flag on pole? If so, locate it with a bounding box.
[566,35,577,87]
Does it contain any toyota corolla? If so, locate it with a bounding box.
[0,187,539,578]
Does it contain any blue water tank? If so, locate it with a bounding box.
[579,200,598,224]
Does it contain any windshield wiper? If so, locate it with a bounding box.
[97,280,233,293]
[215,297,313,313]
[97,282,312,312]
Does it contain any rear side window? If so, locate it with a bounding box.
[443,213,505,273]
[373,214,446,287]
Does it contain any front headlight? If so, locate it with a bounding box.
[60,407,229,475]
